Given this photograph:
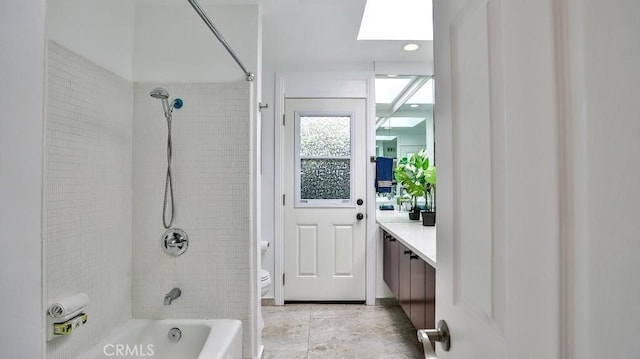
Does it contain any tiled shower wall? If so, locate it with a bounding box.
[132,82,252,353]
[45,41,133,359]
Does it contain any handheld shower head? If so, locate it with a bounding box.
[150,87,169,100]
[150,88,171,118]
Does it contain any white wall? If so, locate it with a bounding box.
[0,2,46,359]
[45,42,133,359]
[133,5,261,357]
[133,4,259,83]
[132,82,255,356]
[47,0,135,80]
[44,3,136,357]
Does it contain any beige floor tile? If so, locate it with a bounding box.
[261,303,422,359]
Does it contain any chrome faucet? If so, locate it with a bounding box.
[164,288,181,305]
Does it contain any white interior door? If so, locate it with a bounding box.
[283,98,367,301]
[433,0,561,357]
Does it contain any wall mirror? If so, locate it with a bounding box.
[375,74,435,220]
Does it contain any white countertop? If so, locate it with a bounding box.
[377,211,436,268]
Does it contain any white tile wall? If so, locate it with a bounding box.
[45,41,133,359]
[132,82,253,354]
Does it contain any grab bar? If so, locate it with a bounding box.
[187,0,255,81]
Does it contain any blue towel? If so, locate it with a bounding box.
[376,157,394,193]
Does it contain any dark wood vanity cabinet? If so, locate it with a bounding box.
[398,243,412,317]
[383,232,400,297]
[383,230,436,330]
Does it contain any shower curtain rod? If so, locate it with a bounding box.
[187,0,255,82]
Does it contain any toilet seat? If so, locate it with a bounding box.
[260,269,271,296]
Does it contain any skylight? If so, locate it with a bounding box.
[358,0,433,41]
[375,78,412,103]
[378,117,425,128]
[407,78,434,104]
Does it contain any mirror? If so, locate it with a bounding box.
[375,75,435,221]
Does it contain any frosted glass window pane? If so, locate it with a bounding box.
[300,159,350,200]
[300,116,351,157]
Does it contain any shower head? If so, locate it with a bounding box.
[150,87,170,100]
[150,88,172,119]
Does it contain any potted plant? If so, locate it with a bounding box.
[394,149,436,223]
[421,165,437,226]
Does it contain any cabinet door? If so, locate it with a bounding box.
[424,262,436,328]
[382,232,400,297]
[409,254,427,330]
[398,243,412,317]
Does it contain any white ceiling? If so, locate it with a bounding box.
[133,0,434,71]
[261,0,433,69]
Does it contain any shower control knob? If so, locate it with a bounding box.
[356,213,364,220]
[162,228,189,257]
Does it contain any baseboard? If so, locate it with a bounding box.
[261,298,275,306]
[375,297,399,306]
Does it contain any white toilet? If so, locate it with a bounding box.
[260,269,271,297]
[260,241,272,297]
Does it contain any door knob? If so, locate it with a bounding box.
[357,198,364,205]
[417,320,451,358]
[356,213,364,220]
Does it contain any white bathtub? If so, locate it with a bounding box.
[79,319,242,359]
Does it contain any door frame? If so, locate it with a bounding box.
[273,71,377,305]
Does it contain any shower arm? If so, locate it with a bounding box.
[187,0,255,82]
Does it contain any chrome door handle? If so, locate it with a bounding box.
[417,320,451,358]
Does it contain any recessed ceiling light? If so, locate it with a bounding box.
[403,43,420,52]
[387,74,398,78]
[409,104,419,108]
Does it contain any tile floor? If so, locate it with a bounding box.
[261,303,424,359]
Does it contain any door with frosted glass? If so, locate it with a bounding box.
[283,98,366,301]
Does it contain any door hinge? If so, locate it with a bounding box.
[283,273,285,286]
[282,194,285,205]
[282,114,285,126]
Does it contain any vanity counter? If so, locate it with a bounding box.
[377,212,436,268]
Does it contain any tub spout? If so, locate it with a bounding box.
[164,288,181,305]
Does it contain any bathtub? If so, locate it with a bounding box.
[78,319,242,359]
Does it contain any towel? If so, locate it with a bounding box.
[48,293,89,318]
[376,157,394,193]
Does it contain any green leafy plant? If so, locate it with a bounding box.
[394,149,437,212]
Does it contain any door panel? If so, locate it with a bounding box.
[435,1,507,356]
[334,225,354,276]
[284,98,367,301]
[434,0,560,357]
[297,225,317,276]
[450,0,495,319]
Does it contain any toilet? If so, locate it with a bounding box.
[259,241,272,297]
[260,269,272,297]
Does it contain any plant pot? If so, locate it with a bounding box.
[421,211,436,226]
[408,208,421,221]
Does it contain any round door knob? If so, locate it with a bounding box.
[356,213,364,220]
[357,199,364,206]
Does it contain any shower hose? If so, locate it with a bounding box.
[163,115,175,229]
